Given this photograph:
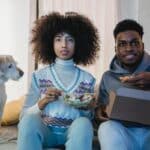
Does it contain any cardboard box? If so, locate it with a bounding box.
[107,87,150,125]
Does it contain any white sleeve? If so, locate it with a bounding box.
[20,73,41,119]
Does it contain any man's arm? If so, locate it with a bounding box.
[95,75,109,122]
[95,104,108,122]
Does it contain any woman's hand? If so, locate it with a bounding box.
[87,93,98,109]
[78,93,97,110]
[38,88,62,110]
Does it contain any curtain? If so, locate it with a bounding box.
[0,0,30,101]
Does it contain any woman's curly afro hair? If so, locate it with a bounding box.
[31,12,100,65]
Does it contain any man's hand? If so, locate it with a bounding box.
[122,72,150,90]
[95,105,109,122]
[38,88,62,110]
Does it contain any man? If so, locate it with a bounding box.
[97,19,150,150]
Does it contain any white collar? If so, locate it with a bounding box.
[55,58,74,68]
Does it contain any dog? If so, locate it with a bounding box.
[0,55,24,125]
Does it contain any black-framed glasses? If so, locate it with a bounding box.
[116,39,142,50]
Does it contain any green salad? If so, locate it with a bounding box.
[64,93,94,108]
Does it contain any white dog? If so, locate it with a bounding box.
[0,55,24,124]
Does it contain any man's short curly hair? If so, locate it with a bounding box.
[113,19,144,39]
[31,12,100,65]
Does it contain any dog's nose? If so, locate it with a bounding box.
[19,69,24,77]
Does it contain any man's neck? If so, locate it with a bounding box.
[122,61,140,73]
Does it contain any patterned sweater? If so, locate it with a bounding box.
[20,58,95,127]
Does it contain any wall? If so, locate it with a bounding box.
[117,0,150,54]
[139,0,150,53]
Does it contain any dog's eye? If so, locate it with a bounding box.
[8,64,13,68]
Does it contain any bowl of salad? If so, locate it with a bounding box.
[63,93,94,108]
